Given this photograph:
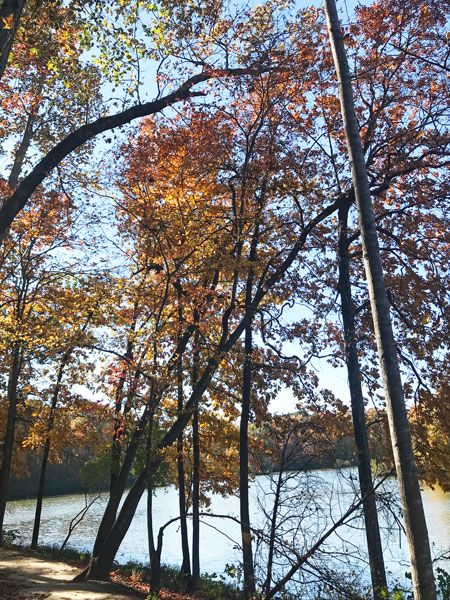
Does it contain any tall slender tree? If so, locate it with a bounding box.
[323,1,436,597]
[337,204,387,599]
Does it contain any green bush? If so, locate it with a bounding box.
[437,567,450,600]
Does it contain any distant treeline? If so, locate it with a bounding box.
[8,432,359,501]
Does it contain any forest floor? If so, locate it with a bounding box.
[0,547,203,600]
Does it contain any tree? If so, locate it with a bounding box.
[73,58,349,583]
[0,0,295,241]
[323,1,437,597]
[337,204,387,599]
[249,412,382,599]
[0,185,85,544]
[30,303,101,549]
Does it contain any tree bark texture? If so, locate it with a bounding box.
[323,2,436,598]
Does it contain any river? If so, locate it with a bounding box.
[5,469,450,591]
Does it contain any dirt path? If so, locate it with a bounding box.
[0,548,143,600]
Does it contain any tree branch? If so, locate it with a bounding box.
[0,66,267,241]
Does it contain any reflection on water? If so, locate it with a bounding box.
[5,470,450,586]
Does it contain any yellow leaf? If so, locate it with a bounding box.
[1,14,14,29]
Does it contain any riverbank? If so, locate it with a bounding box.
[0,546,241,600]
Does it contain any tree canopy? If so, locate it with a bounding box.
[0,0,449,598]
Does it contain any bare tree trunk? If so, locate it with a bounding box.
[146,411,157,567]
[190,325,201,589]
[177,354,191,581]
[324,2,436,597]
[262,438,289,597]
[60,494,100,552]
[191,398,200,588]
[338,205,387,599]
[240,323,255,599]
[31,359,65,549]
[150,525,164,596]
[0,344,21,546]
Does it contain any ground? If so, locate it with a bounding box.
[0,548,144,600]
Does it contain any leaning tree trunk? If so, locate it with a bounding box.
[74,468,149,582]
[337,205,387,600]
[0,344,21,546]
[324,2,436,598]
[92,412,147,557]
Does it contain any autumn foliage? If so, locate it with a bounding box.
[0,0,449,598]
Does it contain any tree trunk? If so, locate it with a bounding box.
[92,413,146,557]
[147,411,156,566]
[337,205,387,600]
[0,0,26,83]
[177,354,191,581]
[324,2,436,598]
[32,314,92,549]
[190,325,200,589]
[191,399,200,588]
[262,439,288,597]
[74,468,148,582]
[8,110,35,189]
[240,323,255,599]
[147,472,155,562]
[31,360,65,549]
[0,344,21,546]
[150,531,163,596]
